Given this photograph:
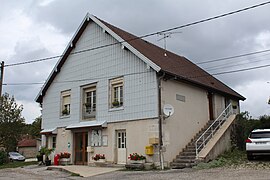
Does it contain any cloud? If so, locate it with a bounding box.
[17,100,41,124]
[235,80,270,118]
[1,0,270,123]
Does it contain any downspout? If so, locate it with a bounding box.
[158,72,165,170]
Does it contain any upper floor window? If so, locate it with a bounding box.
[82,85,96,119]
[61,90,71,116]
[110,77,123,108]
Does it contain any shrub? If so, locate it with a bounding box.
[0,151,8,165]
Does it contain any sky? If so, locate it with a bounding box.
[1,0,270,123]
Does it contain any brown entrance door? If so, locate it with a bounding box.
[74,132,88,165]
[208,92,214,120]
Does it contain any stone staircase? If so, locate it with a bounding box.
[170,119,216,169]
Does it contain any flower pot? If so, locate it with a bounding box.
[37,155,43,162]
[130,159,145,164]
[45,160,51,166]
[97,159,106,163]
[59,158,71,165]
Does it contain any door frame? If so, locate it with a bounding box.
[74,131,88,165]
[116,130,127,164]
[208,92,214,120]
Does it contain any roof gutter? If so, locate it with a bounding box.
[158,72,165,170]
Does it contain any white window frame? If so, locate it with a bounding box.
[82,85,96,119]
[91,129,102,147]
[61,90,71,117]
[52,136,56,149]
[110,77,124,108]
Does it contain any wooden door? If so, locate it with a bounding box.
[74,132,88,165]
[208,92,214,120]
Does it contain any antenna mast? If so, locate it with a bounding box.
[157,32,181,57]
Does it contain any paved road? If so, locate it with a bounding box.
[1,165,270,180]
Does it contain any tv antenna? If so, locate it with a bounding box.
[157,31,182,57]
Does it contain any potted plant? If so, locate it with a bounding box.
[40,147,54,166]
[84,103,91,107]
[112,101,120,107]
[128,153,146,164]
[62,108,69,115]
[36,152,44,162]
[92,154,106,162]
[59,152,71,165]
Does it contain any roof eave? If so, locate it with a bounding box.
[160,70,246,101]
[35,14,91,103]
[35,13,161,103]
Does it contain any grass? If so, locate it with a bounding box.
[195,149,270,169]
[71,172,81,176]
[194,149,248,169]
[0,161,38,169]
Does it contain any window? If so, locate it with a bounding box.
[82,86,96,118]
[110,77,123,108]
[61,90,71,116]
[91,129,102,146]
[52,136,56,149]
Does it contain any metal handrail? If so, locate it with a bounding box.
[195,103,233,159]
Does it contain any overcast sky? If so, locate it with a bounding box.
[1,0,270,123]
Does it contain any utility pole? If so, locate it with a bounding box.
[0,61,4,97]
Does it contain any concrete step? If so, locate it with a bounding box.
[170,118,225,169]
[173,158,196,163]
[176,155,196,159]
[180,151,196,156]
[170,162,197,169]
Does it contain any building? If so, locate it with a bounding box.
[17,138,41,158]
[36,14,245,167]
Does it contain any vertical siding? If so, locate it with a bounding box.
[42,22,158,129]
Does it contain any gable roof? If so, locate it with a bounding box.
[36,14,245,103]
[18,139,36,147]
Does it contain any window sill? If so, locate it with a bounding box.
[109,106,124,112]
[60,115,70,119]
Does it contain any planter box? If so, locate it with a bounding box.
[59,158,71,165]
[96,159,106,163]
[130,160,145,164]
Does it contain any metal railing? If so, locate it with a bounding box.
[195,103,233,159]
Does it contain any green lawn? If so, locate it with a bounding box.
[195,149,270,169]
[0,161,38,169]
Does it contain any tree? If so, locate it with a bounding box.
[232,112,270,150]
[0,93,25,152]
[23,116,41,138]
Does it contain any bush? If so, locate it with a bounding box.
[0,151,8,165]
[231,112,270,150]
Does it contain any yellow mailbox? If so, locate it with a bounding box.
[145,145,154,156]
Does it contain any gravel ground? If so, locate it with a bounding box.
[0,165,78,180]
[1,165,270,180]
[90,167,270,180]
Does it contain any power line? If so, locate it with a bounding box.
[3,62,270,86]
[187,63,270,79]
[205,54,270,71]
[3,71,153,86]
[4,1,270,68]
[198,48,270,65]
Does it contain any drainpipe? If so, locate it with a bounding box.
[158,72,165,170]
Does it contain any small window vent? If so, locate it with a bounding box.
[176,94,185,102]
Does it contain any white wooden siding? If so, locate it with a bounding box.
[42,21,158,129]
